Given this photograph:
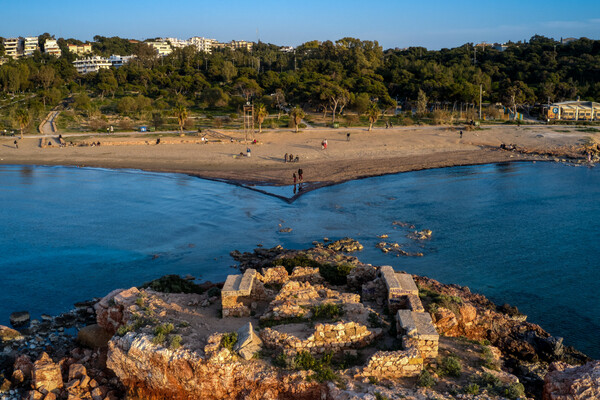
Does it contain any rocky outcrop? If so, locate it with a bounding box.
[543,361,600,400]
[95,287,140,335]
[107,333,323,400]
[31,352,63,393]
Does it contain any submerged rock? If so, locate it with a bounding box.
[9,311,30,327]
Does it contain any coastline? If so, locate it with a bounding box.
[0,125,594,190]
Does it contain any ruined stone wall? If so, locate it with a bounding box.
[360,346,423,379]
[261,321,381,356]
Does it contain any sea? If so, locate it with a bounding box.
[0,162,598,358]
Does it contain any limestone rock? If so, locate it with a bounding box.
[10,311,30,327]
[233,322,262,360]
[543,361,600,400]
[432,307,458,335]
[32,352,63,393]
[0,325,23,341]
[95,287,140,334]
[77,324,113,349]
[12,354,33,384]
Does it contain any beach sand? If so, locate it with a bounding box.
[0,125,595,186]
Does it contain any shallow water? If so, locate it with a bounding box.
[0,162,598,358]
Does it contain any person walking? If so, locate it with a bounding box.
[321,140,325,150]
[284,153,288,163]
[14,140,18,149]
[293,172,297,184]
[298,168,303,182]
[459,130,463,139]
[346,132,350,141]
[324,139,327,149]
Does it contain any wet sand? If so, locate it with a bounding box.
[0,125,594,187]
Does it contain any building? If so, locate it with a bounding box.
[67,44,92,55]
[23,37,39,57]
[279,46,295,53]
[229,40,253,51]
[3,38,21,58]
[561,37,577,45]
[147,41,172,56]
[44,39,61,57]
[189,36,216,53]
[164,37,190,49]
[108,54,135,68]
[72,56,112,74]
[493,43,509,52]
[546,100,600,121]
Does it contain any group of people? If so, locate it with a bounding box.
[284,153,300,163]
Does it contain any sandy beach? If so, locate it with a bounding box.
[0,125,595,186]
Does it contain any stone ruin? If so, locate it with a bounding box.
[220,263,439,380]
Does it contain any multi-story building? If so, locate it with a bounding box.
[546,100,600,121]
[229,40,253,51]
[164,37,190,49]
[67,44,92,55]
[108,54,135,68]
[280,46,295,53]
[44,39,62,57]
[72,56,112,74]
[23,37,39,57]
[147,41,172,56]
[189,36,216,53]
[3,38,22,58]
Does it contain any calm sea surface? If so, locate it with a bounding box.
[0,162,598,358]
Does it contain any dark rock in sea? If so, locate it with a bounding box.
[10,312,30,328]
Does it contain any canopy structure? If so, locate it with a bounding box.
[547,101,600,121]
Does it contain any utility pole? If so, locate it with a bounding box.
[479,84,483,120]
[473,45,477,65]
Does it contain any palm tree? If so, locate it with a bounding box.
[174,106,188,135]
[290,106,305,133]
[14,109,31,139]
[255,104,268,133]
[367,103,379,131]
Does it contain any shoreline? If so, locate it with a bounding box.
[2,125,593,195]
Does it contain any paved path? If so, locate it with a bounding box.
[40,111,60,134]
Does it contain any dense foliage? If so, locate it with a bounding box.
[1,35,599,130]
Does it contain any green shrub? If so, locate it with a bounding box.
[152,323,175,345]
[206,287,220,297]
[367,312,384,328]
[140,275,205,294]
[220,332,238,351]
[319,263,355,285]
[259,316,307,328]
[416,369,436,388]
[273,254,322,274]
[464,383,480,394]
[481,346,500,370]
[312,303,344,320]
[438,355,462,378]
[504,383,526,399]
[169,334,182,349]
[272,352,288,368]
[374,392,389,400]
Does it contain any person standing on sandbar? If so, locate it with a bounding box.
[298,168,303,182]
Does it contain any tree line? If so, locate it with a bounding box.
[1,34,599,124]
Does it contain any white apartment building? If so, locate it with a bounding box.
[3,38,21,58]
[73,56,112,74]
[164,37,190,49]
[23,37,39,57]
[108,54,135,68]
[147,41,172,56]
[230,40,253,51]
[189,36,216,53]
[44,39,62,57]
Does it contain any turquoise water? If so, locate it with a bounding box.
[0,163,599,358]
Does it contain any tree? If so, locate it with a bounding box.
[367,103,379,131]
[353,93,370,116]
[290,106,305,133]
[13,108,31,139]
[234,77,262,102]
[272,89,286,119]
[255,104,268,133]
[152,112,165,131]
[417,89,428,116]
[174,106,188,134]
[222,61,237,83]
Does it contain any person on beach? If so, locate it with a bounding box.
[324,139,327,149]
[156,138,160,145]
[14,140,18,149]
[294,155,299,162]
[321,140,325,150]
[298,168,303,182]
[347,132,350,141]
[247,147,251,157]
[289,153,294,162]
[459,130,463,138]
[284,153,288,163]
[293,172,297,184]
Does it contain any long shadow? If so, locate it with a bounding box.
[2,144,17,149]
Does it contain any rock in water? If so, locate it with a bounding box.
[10,311,30,327]
[0,325,23,341]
